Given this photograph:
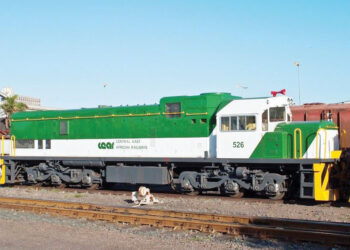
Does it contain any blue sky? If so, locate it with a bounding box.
[0,0,349,108]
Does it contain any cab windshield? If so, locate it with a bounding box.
[269,107,285,122]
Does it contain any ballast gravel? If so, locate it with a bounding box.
[0,186,349,249]
[0,207,337,250]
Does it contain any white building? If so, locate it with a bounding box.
[0,87,57,119]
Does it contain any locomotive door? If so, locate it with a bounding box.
[217,114,264,158]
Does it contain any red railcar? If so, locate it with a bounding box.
[291,103,350,149]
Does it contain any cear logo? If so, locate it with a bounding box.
[98,142,115,149]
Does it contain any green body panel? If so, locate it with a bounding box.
[250,132,289,159]
[11,93,241,140]
[250,121,337,159]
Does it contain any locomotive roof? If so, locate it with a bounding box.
[12,92,241,121]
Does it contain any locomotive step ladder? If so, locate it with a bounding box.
[299,164,314,199]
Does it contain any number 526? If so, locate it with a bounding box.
[233,141,244,148]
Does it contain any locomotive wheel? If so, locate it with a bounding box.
[170,181,178,193]
[169,182,199,195]
[184,190,200,196]
[220,186,245,198]
[87,183,100,190]
[227,190,245,198]
[222,190,245,198]
[32,183,43,187]
[55,183,66,189]
[268,182,286,200]
[268,191,285,200]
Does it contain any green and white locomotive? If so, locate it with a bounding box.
[0,92,342,200]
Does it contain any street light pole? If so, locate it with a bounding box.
[294,62,301,105]
[101,83,108,107]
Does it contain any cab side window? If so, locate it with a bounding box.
[262,110,268,131]
[16,139,35,149]
[221,117,229,131]
[38,140,43,149]
[245,116,256,130]
[220,115,256,131]
[238,116,246,130]
[230,116,238,130]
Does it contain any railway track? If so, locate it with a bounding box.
[0,196,349,246]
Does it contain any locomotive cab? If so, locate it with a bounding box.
[216,96,293,158]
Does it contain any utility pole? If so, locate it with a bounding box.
[294,62,301,105]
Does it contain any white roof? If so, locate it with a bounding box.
[217,96,292,116]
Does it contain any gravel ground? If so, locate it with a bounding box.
[0,208,337,250]
[0,187,348,249]
[0,186,349,223]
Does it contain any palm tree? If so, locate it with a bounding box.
[1,95,28,129]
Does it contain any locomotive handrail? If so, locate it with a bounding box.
[0,136,5,184]
[186,112,208,116]
[10,135,16,157]
[316,128,327,159]
[162,111,185,115]
[11,110,209,123]
[11,113,162,121]
[293,128,303,159]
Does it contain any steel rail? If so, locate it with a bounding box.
[0,196,345,232]
[0,197,349,246]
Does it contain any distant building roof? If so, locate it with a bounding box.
[0,87,58,118]
[15,95,41,106]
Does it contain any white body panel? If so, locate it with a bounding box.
[0,140,11,155]
[303,129,339,159]
[218,128,264,158]
[209,126,218,158]
[15,137,210,158]
[12,129,340,159]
